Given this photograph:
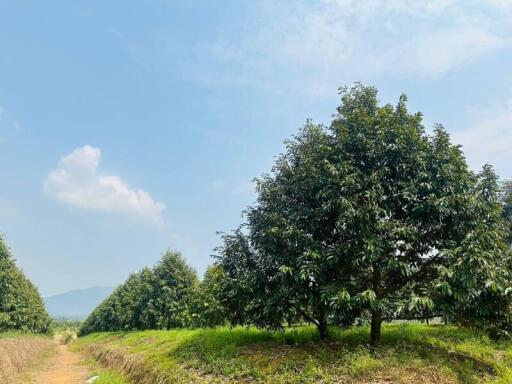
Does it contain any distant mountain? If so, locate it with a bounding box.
[44,286,113,320]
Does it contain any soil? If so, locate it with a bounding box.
[27,336,91,384]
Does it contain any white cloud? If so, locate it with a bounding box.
[44,145,165,223]
[196,0,510,96]
[110,1,511,98]
[386,27,506,77]
[452,99,512,179]
[482,0,512,12]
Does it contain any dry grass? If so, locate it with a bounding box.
[0,334,55,384]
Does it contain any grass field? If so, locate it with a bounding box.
[73,324,512,383]
[0,332,55,383]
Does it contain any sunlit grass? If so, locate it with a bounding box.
[79,355,133,384]
[90,369,132,384]
[74,324,512,383]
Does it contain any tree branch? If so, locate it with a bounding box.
[290,303,320,327]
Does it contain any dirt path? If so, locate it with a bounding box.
[27,337,91,384]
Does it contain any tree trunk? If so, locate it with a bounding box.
[317,319,328,340]
[317,307,328,340]
[371,264,382,346]
[370,308,382,346]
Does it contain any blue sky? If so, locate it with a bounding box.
[0,0,511,296]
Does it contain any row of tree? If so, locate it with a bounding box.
[81,84,512,345]
[79,251,224,335]
[0,237,51,333]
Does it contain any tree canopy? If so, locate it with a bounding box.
[0,237,51,333]
[216,84,512,343]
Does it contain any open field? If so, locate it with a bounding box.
[73,324,512,384]
[0,333,55,383]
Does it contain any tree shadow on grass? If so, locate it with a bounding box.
[170,324,507,383]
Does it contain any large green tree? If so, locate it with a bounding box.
[439,166,512,338]
[217,84,510,344]
[0,237,51,333]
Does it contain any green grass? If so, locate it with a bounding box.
[73,324,512,383]
[79,355,133,384]
[88,369,132,384]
